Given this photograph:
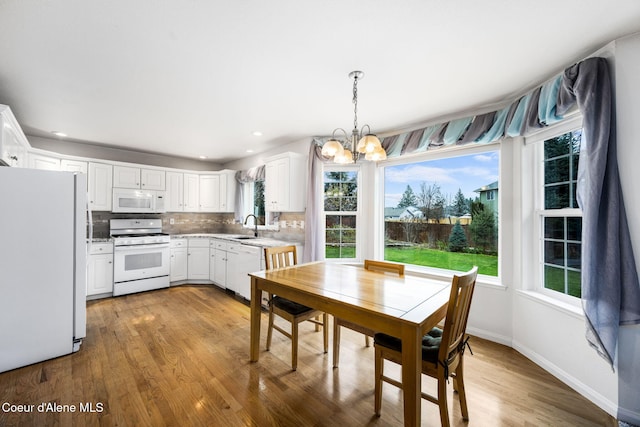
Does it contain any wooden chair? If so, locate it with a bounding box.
[332,259,405,368]
[264,245,328,370]
[373,266,478,427]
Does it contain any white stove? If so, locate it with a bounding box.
[110,219,170,296]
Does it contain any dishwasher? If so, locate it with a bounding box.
[226,243,261,300]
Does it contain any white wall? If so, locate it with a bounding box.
[612,32,640,423]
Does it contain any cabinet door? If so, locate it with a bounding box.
[0,108,28,167]
[60,159,88,174]
[88,162,113,211]
[183,173,200,212]
[166,172,184,212]
[199,174,220,212]
[214,248,227,287]
[170,247,188,282]
[29,153,60,170]
[87,253,113,296]
[113,166,140,188]
[141,169,165,191]
[187,247,210,280]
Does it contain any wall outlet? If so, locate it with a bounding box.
[169,218,175,225]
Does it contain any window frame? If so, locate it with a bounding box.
[323,164,362,263]
[240,180,279,231]
[376,142,502,283]
[528,116,584,306]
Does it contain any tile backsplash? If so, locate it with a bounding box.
[90,211,305,243]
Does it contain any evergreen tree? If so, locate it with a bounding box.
[397,185,418,208]
[469,208,497,253]
[448,220,468,252]
[452,188,468,217]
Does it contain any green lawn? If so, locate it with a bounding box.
[384,246,498,276]
[326,245,498,276]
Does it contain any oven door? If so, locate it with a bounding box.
[113,243,170,283]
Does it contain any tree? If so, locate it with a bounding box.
[452,188,468,217]
[448,220,468,252]
[417,182,445,222]
[397,185,418,208]
[469,208,497,253]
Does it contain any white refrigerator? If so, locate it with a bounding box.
[0,166,87,373]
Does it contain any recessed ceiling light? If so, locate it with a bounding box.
[252,131,262,136]
[199,155,207,159]
[51,131,67,137]
[246,149,254,153]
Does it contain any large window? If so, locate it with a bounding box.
[540,129,582,298]
[324,169,359,259]
[382,149,499,276]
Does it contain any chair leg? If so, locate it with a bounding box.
[365,335,371,347]
[437,376,450,427]
[314,315,321,332]
[455,359,469,420]
[291,321,299,371]
[333,320,341,368]
[322,313,329,353]
[266,308,275,351]
[374,347,383,416]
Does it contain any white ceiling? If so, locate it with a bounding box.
[1,1,640,164]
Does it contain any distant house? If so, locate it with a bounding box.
[384,206,424,220]
[474,181,498,213]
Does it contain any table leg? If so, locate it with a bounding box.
[250,276,261,362]
[401,325,422,426]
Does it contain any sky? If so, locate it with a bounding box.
[384,150,499,208]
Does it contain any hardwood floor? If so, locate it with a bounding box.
[0,285,617,426]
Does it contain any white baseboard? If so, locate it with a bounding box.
[511,338,618,418]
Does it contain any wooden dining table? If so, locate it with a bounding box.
[249,261,451,426]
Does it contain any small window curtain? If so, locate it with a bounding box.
[303,139,332,263]
[310,57,640,368]
[234,165,265,223]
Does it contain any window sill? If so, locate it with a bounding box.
[403,265,507,290]
[516,290,584,320]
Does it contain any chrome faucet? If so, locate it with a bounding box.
[244,214,259,237]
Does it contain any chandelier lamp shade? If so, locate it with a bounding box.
[321,71,387,164]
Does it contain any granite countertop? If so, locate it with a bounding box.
[170,233,301,248]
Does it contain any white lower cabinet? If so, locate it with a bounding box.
[212,239,228,289]
[87,242,113,298]
[187,238,210,280]
[170,239,187,282]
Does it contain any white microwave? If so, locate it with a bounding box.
[112,188,166,213]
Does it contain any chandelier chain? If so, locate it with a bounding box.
[352,76,359,131]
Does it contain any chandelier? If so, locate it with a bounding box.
[321,71,387,164]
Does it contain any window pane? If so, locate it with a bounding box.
[383,150,499,276]
[544,157,570,185]
[542,216,582,297]
[544,217,564,239]
[545,184,570,209]
[324,171,358,259]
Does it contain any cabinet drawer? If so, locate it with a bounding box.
[212,240,227,250]
[171,239,187,248]
[89,242,113,255]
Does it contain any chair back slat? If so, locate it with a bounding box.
[264,245,298,270]
[439,266,478,362]
[364,259,405,276]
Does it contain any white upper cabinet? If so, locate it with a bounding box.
[141,168,166,190]
[113,165,165,190]
[60,159,88,174]
[29,153,60,170]
[88,162,113,211]
[265,152,306,212]
[166,171,185,212]
[198,170,236,213]
[184,173,200,212]
[0,105,28,167]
